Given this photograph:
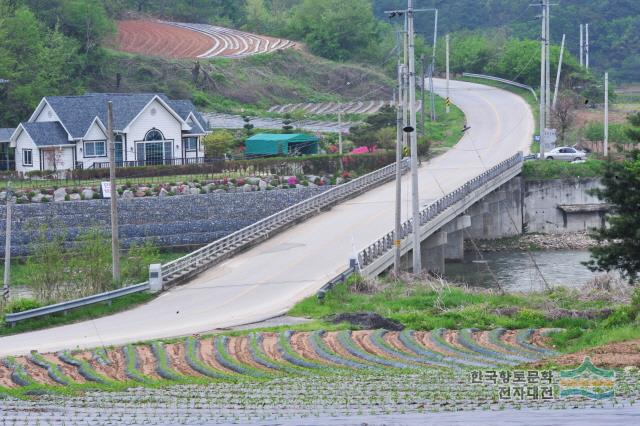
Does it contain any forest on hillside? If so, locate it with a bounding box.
[0,0,635,128]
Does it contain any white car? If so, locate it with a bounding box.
[543,147,587,162]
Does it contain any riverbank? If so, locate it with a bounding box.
[468,232,597,252]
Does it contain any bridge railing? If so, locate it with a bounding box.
[358,152,523,269]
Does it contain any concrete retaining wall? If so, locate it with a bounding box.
[0,187,330,256]
[523,178,604,234]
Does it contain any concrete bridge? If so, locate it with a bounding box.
[0,79,535,356]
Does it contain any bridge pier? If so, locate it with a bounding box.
[421,231,447,275]
[444,215,471,262]
[466,177,522,240]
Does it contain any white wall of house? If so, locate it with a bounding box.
[14,130,40,174]
[34,102,61,124]
[77,121,109,168]
[127,99,184,162]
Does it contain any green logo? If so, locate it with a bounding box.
[559,357,615,399]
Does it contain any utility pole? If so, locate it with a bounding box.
[337,109,343,155]
[429,9,438,122]
[445,34,450,114]
[107,102,120,283]
[407,0,421,273]
[394,64,404,276]
[579,24,584,67]
[539,1,547,159]
[604,72,609,157]
[545,0,551,128]
[420,55,426,134]
[3,182,11,304]
[585,24,590,70]
[552,34,566,110]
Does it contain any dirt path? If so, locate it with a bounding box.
[76,350,127,382]
[228,336,273,372]
[290,332,331,364]
[261,333,286,362]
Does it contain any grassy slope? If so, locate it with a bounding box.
[522,158,605,180]
[289,276,640,353]
[91,49,395,115]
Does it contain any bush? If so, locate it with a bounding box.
[4,298,41,314]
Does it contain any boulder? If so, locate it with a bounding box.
[81,189,94,200]
[242,184,253,192]
[336,177,345,185]
[31,193,44,203]
[135,191,146,198]
[247,177,261,185]
[53,187,67,202]
[158,188,169,198]
[69,193,81,201]
[258,180,268,191]
[122,190,134,199]
[189,187,200,196]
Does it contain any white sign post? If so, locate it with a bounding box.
[543,128,557,151]
[101,181,112,199]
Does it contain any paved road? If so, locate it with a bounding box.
[0,79,533,356]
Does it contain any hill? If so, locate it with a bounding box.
[373,0,639,83]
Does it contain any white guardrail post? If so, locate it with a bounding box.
[149,264,163,293]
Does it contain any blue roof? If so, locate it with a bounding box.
[43,93,208,138]
[0,128,15,142]
[21,122,70,146]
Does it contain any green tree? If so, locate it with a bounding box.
[60,0,114,54]
[586,150,640,284]
[288,0,381,61]
[202,130,235,157]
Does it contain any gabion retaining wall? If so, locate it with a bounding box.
[0,187,330,256]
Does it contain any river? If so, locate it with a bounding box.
[445,250,602,292]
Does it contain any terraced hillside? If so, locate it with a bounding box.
[0,329,556,391]
[268,100,422,115]
[116,20,295,59]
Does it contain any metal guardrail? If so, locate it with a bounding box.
[462,73,538,102]
[357,152,524,269]
[4,159,408,325]
[4,282,150,327]
[161,159,410,285]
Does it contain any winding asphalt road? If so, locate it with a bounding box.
[0,79,533,356]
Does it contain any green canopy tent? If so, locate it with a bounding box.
[245,133,319,157]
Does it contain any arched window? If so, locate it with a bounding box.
[144,129,164,141]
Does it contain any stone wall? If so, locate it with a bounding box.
[523,178,604,234]
[0,187,330,256]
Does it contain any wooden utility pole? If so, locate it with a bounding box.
[3,181,11,304]
[107,102,120,283]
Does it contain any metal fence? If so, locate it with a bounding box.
[357,152,523,268]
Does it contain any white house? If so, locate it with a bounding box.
[8,93,208,174]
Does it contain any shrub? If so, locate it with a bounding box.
[4,298,41,314]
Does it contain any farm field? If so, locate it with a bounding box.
[0,328,556,392]
[115,20,295,59]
